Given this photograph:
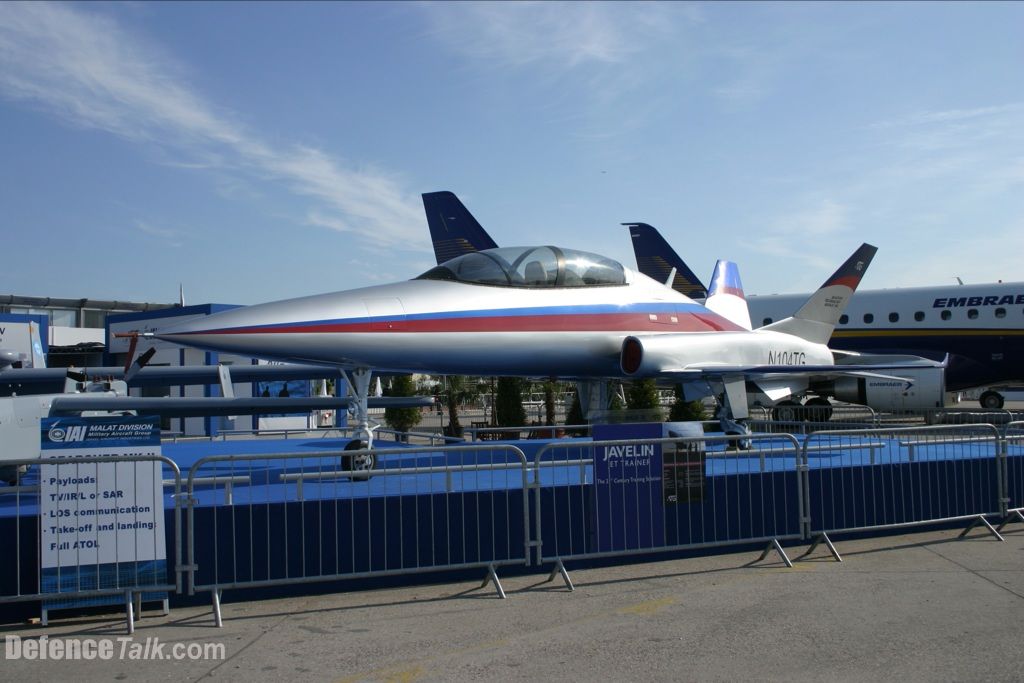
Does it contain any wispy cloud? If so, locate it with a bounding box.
[134,220,183,247]
[870,103,1024,130]
[741,199,850,278]
[419,2,684,70]
[0,2,426,249]
[418,3,700,147]
[868,102,1024,157]
[853,102,1024,213]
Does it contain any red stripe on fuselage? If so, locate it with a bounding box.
[190,311,747,335]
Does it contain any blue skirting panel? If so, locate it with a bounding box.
[807,458,1001,533]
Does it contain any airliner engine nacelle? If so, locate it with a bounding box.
[828,365,946,412]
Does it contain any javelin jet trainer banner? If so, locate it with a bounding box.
[591,422,705,553]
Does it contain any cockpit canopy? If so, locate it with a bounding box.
[416,246,628,288]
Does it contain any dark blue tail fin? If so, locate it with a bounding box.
[422,191,499,265]
[624,223,707,299]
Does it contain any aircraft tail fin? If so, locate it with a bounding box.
[704,260,752,330]
[624,223,707,299]
[760,243,877,344]
[422,191,499,265]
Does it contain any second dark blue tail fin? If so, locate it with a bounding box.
[422,191,499,265]
[624,222,707,299]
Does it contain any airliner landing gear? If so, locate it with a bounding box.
[803,396,833,422]
[342,367,378,479]
[773,397,832,422]
[772,400,801,422]
[979,390,1005,410]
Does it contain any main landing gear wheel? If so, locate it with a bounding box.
[342,439,376,480]
[803,397,833,423]
[979,390,1004,410]
[772,400,801,422]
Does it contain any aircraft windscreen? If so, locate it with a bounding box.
[416,246,626,288]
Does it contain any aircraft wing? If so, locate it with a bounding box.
[0,363,344,391]
[46,395,432,418]
[661,362,932,384]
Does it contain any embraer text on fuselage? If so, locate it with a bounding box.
[933,294,1024,308]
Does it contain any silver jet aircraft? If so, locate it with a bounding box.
[149,241,916,466]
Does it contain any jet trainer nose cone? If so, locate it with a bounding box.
[152,302,280,356]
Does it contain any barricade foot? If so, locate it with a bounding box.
[959,515,1004,542]
[480,564,506,599]
[754,538,793,568]
[799,533,843,563]
[996,509,1024,533]
[545,559,574,592]
[211,589,224,627]
[126,591,135,635]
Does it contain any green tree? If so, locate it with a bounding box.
[542,378,557,426]
[442,375,473,438]
[626,379,660,410]
[383,374,422,440]
[567,389,584,427]
[495,377,527,427]
[669,385,708,421]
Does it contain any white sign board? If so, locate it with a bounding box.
[39,417,166,569]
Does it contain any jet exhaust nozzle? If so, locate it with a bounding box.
[621,337,644,375]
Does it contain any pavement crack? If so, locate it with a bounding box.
[195,606,295,680]
[920,543,1024,600]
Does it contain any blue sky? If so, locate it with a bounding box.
[1,2,1021,305]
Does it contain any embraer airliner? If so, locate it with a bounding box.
[747,284,1024,408]
[624,221,1024,409]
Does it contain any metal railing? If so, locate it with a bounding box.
[531,434,805,587]
[800,424,1004,557]
[999,421,1024,532]
[0,454,182,634]
[464,424,593,441]
[7,420,1024,629]
[183,443,531,625]
[749,404,879,434]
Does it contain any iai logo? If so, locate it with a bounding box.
[48,423,87,443]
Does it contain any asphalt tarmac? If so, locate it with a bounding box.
[3,524,1023,682]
